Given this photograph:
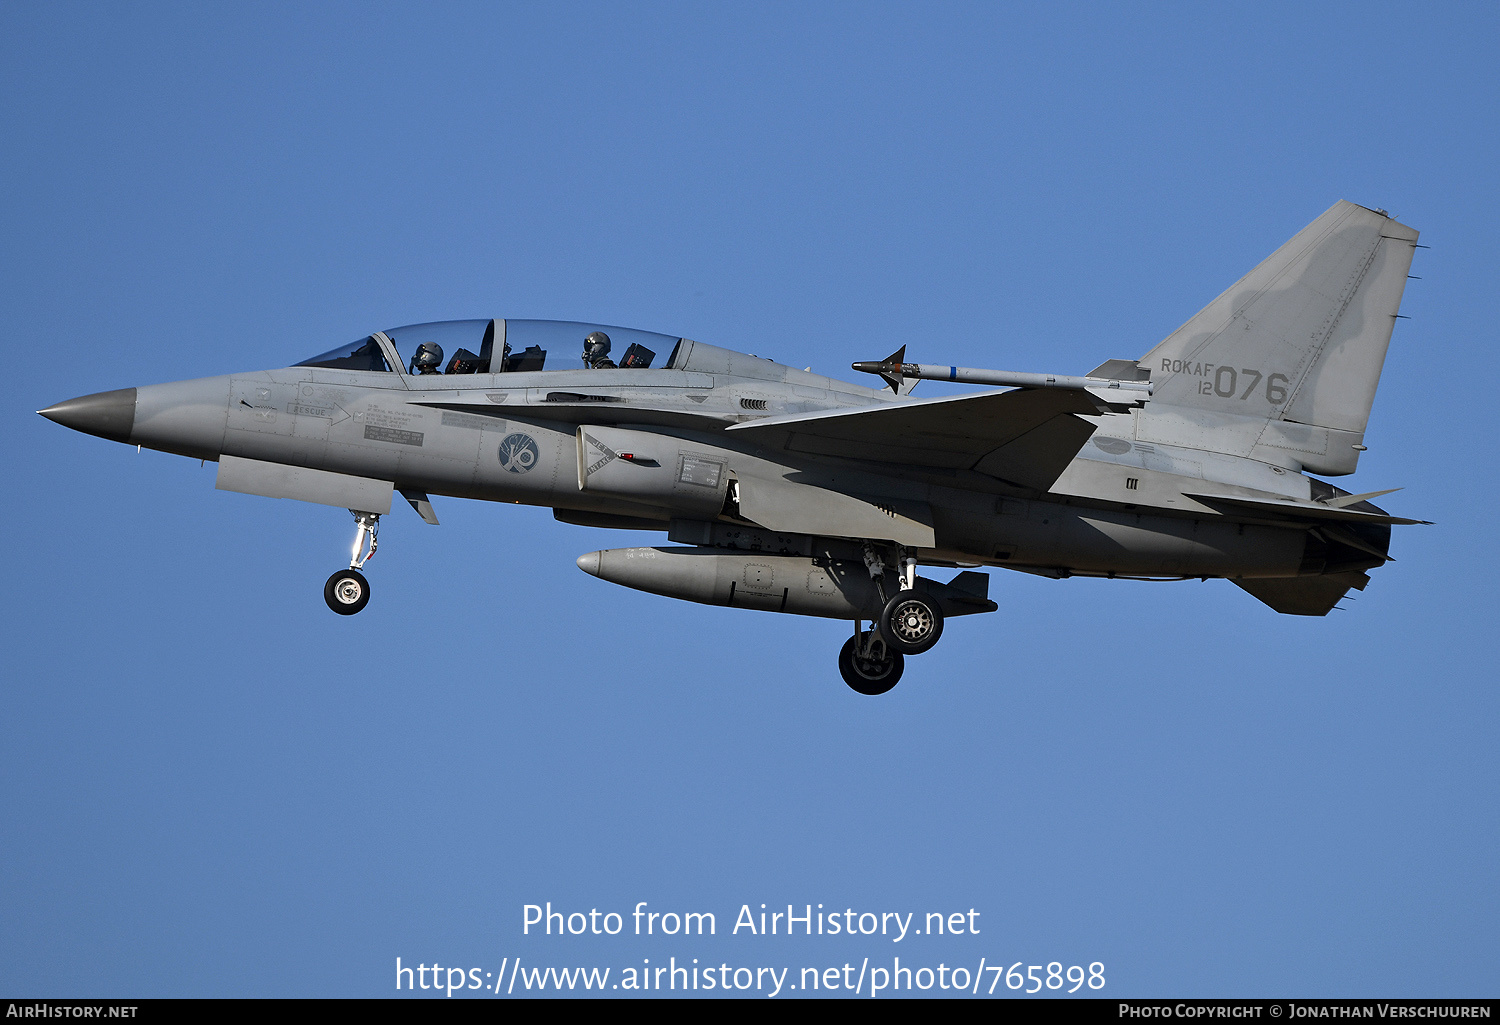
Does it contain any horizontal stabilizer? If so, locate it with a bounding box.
[1321,487,1402,509]
[726,388,1108,490]
[1234,572,1370,616]
[1184,492,1429,526]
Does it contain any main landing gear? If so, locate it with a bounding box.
[324,510,379,615]
[880,590,943,655]
[840,546,945,694]
[838,630,904,695]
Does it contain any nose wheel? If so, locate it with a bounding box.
[324,510,379,615]
[324,569,371,615]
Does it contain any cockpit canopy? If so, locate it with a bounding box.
[296,319,682,376]
[296,335,392,373]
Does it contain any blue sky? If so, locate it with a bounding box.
[2,1,1496,998]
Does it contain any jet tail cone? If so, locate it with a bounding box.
[39,388,137,443]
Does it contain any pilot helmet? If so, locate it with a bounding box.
[413,342,444,372]
[584,331,612,360]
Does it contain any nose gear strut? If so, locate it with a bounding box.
[349,510,379,569]
[324,509,381,615]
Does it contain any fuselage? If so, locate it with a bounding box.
[64,323,1343,584]
[40,198,1426,688]
[40,200,1424,689]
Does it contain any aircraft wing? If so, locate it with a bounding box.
[726,387,1111,490]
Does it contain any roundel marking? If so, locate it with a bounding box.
[498,432,540,474]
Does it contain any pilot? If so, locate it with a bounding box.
[582,331,616,369]
[411,342,444,374]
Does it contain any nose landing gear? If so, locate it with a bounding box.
[324,510,379,615]
[324,568,370,615]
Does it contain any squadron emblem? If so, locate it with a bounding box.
[498,432,540,474]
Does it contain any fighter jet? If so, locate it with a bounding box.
[40,201,1427,693]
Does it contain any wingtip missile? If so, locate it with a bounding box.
[851,346,911,393]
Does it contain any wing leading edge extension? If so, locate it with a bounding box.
[725,387,1120,491]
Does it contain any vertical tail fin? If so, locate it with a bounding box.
[1138,201,1419,475]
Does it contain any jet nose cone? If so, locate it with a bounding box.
[38,387,137,443]
[576,551,602,577]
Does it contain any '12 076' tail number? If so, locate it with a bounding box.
[1191,367,1289,403]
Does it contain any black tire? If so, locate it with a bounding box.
[838,633,905,695]
[879,591,944,655]
[324,569,371,615]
